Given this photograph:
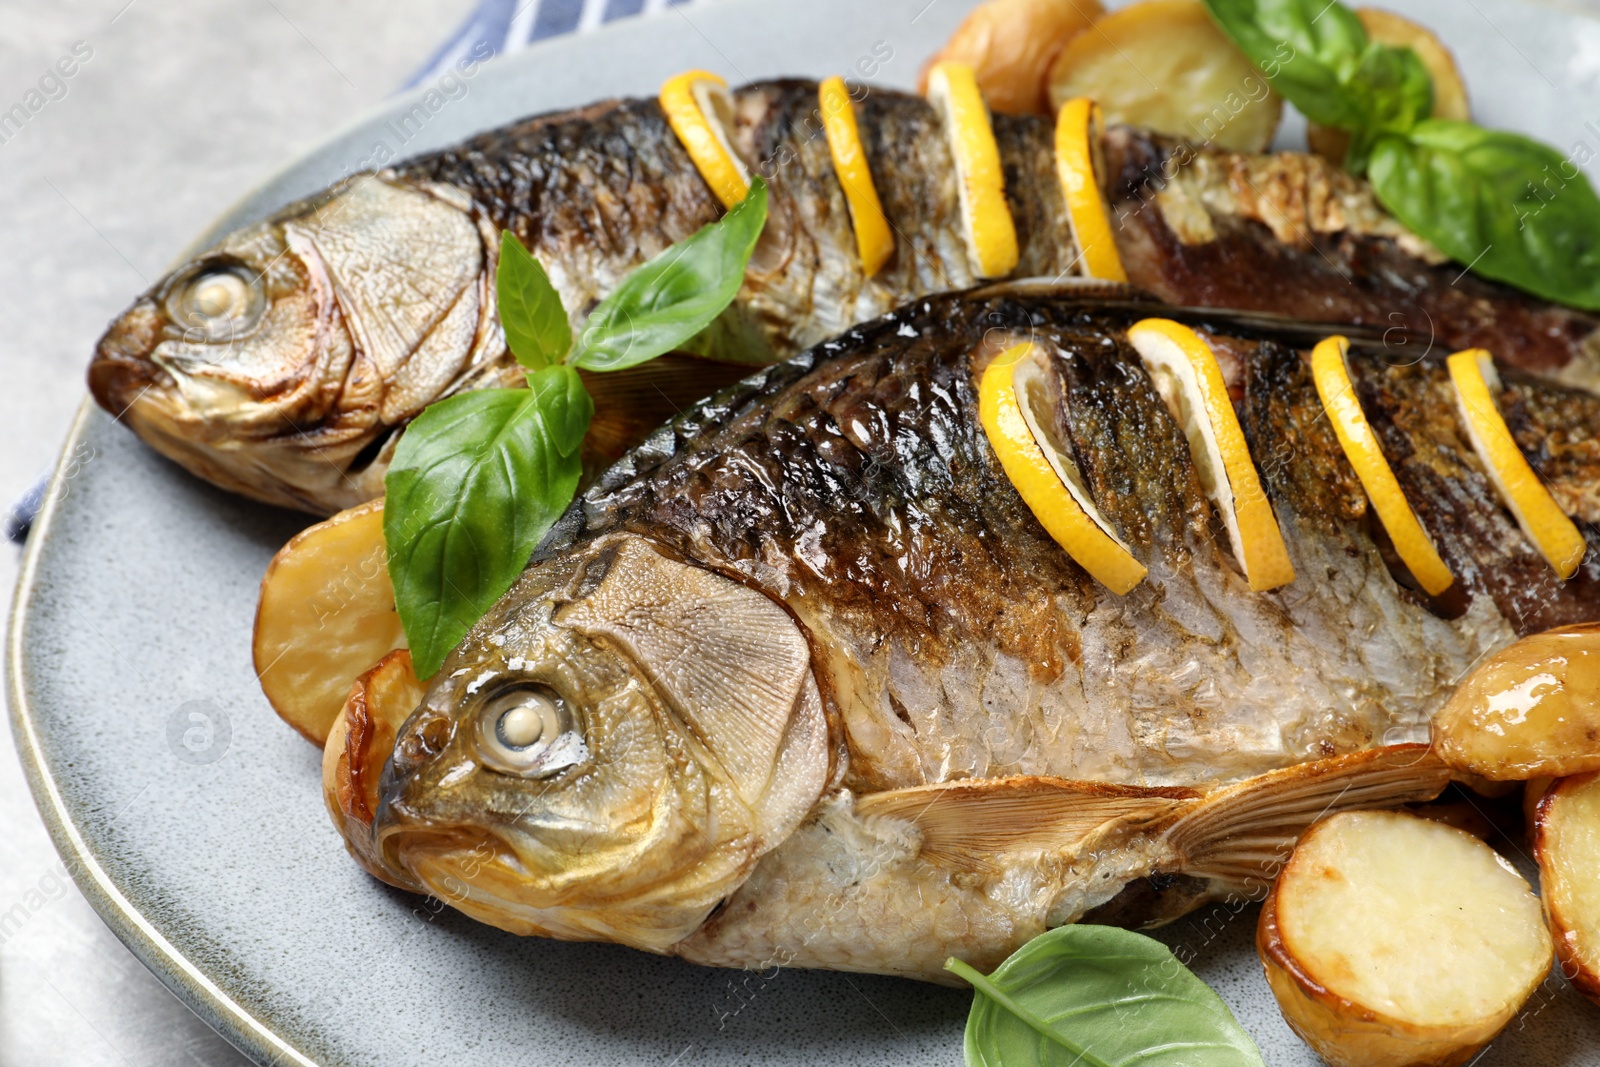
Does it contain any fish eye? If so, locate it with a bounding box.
[165,262,265,341]
[474,686,586,778]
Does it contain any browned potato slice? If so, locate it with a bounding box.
[323,649,425,888]
[1533,771,1600,1005]
[1432,624,1600,781]
[253,499,404,746]
[1046,0,1282,152]
[919,0,1104,115]
[1307,8,1471,163]
[1260,810,1552,1067]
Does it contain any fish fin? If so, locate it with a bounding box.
[1164,744,1451,890]
[855,777,1202,876]
[966,277,1158,304]
[556,537,826,811]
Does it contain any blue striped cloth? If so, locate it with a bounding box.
[403,0,692,89]
[5,0,684,545]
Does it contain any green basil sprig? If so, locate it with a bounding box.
[496,232,570,371]
[1205,0,1429,165]
[385,177,768,678]
[573,181,768,371]
[1203,0,1600,310]
[946,925,1265,1067]
[1370,122,1600,308]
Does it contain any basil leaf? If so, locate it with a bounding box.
[383,367,592,678]
[1369,121,1600,311]
[1203,0,1370,128]
[946,926,1264,1067]
[571,176,768,372]
[498,231,571,371]
[1341,42,1433,170]
[1203,0,1431,166]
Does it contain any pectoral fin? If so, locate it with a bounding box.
[1163,744,1452,890]
[856,776,1202,875]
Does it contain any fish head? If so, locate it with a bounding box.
[372,535,831,951]
[88,173,503,514]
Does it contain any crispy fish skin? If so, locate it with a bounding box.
[365,289,1596,980]
[90,82,1600,515]
[551,289,1598,791]
[1105,128,1600,391]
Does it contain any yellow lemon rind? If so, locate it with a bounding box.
[979,342,1146,594]
[819,76,894,277]
[926,61,1019,280]
[1128,318,1295,592]
[660,70,749,210]
[1055,97,1127,283]
[1448,348,1586,580]
[1312,336,1454,596]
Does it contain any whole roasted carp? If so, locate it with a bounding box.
[329,287,1598,981]
[89,80,1600,515]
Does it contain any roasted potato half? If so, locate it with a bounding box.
[253,499,405,746]
[1046,0,1282,152]
[1432,623,1600,781]
[1533,771,1600,1005]
[919,0,1104,115]
[1307,8,1470,164]
[323,649,425,888]
[1260,810,1552,1067]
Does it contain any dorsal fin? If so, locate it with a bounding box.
[855,776,1202,875]
[1163,744,1451,889]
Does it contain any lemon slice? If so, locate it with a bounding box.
[925,61,1019,279]
[979,342,1146,594]
[660,70,749,210]
[1054,98,1127,283]
[1127,319,1294,591]
[1311,336,1454,596]
[1448,349,1587,579]
[819,76,894,277]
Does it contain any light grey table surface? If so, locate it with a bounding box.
[0,3,466,1063]
[8,0,1600,1064]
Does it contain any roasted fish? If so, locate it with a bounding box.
[90,81,1600,515]
[335,287,1598,981]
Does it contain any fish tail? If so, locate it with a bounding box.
[1161,745,1451,895]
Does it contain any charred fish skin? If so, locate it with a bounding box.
[399,97,729,344]
[89,80,1600,516]
[366,290,1591,978]
[551,289,1597,792]
[1105,127,1600,393]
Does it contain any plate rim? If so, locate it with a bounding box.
[10,1,1600,1064]
[6,400,322,1067]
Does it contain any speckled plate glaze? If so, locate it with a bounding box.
[11,0,1600,1063]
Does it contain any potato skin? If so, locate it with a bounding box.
[322,649,425,891]
[1533,772,1600,1006]
[1258,881,1506,1067]
[1045,0,1282,152]
[919,0,1104,114]
[1431,624,1600,781]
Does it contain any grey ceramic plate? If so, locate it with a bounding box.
[10,0,1600,1063]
